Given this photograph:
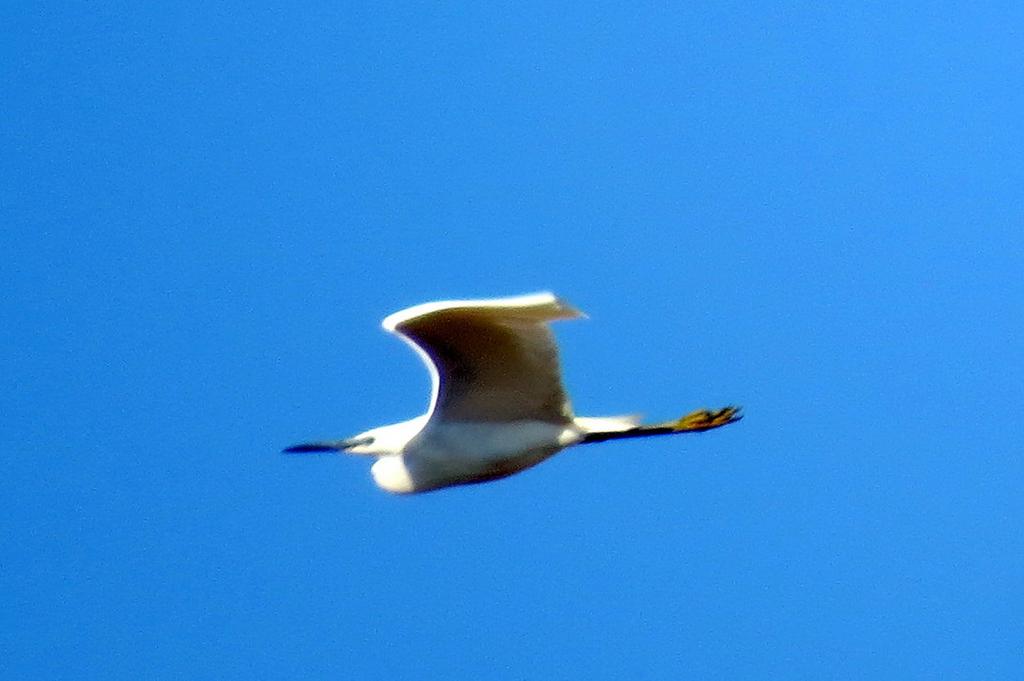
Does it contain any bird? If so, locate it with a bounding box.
[284,292,741,493]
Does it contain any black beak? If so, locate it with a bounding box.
[282,436,372,454]
[283,441,343,453]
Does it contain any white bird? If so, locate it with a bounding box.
[285,293,740,493]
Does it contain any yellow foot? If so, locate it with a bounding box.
[672,406,743,432]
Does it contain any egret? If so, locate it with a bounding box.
[285,293,741,493]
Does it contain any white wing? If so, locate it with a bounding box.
[382,292,584,424]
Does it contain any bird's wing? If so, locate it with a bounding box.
[382,292,584,423]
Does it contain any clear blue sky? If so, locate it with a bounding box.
[4,2,1022,678]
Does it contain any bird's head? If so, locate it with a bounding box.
[348,417,427,456]
[284,416,427,458]
[333,433,378,455]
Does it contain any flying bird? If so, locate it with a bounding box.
[285,293,740,493]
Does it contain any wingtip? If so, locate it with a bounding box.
[560,300,587,320]
[381,291,585,330]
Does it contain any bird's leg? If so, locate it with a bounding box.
[578,406,741,444]
[668,406,742,432]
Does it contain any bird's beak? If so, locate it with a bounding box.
[282,436,372,454]
[283,441,341,453]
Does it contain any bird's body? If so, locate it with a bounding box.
[286,293,740,493]
[366,417,580,493]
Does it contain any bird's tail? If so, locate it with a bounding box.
[577,406,742,445]
[574,414,643,434]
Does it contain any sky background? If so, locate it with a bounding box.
[4,2,1023,679]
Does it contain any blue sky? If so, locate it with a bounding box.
[4,2,1022,678]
